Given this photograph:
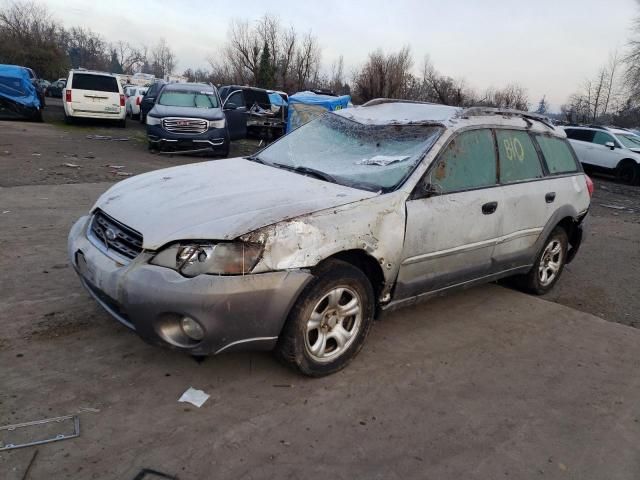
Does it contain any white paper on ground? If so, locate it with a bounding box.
[178,387,210,408]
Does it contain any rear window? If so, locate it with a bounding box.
[72,73,119,92]
[158,90,219,108]
[565,128,594,142]
[535,136,579,174]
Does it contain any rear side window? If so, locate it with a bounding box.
[496,130,543,183]
[72,74,118,92]
[430,129,497,193]
[565,129,595,142]
[535,136,579,174]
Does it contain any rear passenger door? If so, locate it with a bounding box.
[564,129,595,167]
[395,129,504,299]
[493,130,570,270]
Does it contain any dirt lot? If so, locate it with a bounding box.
[1,107,640,479]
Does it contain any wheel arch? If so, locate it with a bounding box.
[313,249,386,306]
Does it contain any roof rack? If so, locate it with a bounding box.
[462,107,555,130]
[361,98,441,107]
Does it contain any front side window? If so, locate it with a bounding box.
[535,136,579,174]
[496,130,543,183]
[158,90,219,108]
[226,91,244,108]
[256,113,443,192]
[430,129,497,193]
[71,74,119,92]
[592,131,618,147]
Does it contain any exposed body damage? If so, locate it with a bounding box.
[243,191,407,302]
[68,99,592,375]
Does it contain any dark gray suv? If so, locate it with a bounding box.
[146,83,229,156]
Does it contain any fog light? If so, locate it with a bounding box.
[180,317,204,341]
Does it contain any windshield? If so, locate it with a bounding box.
[158,90,219,108]
[256,113,443,192]
[615,133,640,149]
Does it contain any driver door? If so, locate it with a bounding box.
[395,129,504,299]
[223,90,247,140]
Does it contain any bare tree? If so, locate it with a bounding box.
[292,32,321,91]
[111,41,146,74]
[151,38,176,78]
[0,0,69,78]
[224,18,261,83]
[353,46,413,102]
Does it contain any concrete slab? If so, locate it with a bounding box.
[1,183,639,479]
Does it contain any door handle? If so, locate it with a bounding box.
[482,201,498,215]
[545,192,556,203]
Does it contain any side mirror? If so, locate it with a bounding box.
[605,141,615,150]
[224,102,237,111]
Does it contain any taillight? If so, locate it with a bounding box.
[119,94,125,107]
[65,89,71,102]
[585,174,594,198]
[136,96,141,106]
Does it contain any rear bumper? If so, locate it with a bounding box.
[64,103,126,120]
[68,216,312,355]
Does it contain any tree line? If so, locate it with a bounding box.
[5,0,640,126]
[0,1,176,79]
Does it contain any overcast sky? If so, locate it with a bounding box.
[39,0,639,111]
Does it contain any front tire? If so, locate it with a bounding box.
[616,160,639,185]
[520,227,568,295]
[276,259,375,377]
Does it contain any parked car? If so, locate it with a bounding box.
[139,80,166,124]
[219,85,284,138]
[563,125,640,184]
[46,78,66,98]
[21,67,46,108]
[68,101,592,376]
[124,85,148,119]
[0,64,43,121]
[63,69,126,127]
[145,82,229,155]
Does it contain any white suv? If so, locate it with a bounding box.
[564,126,640,184]
[63,70,126,127]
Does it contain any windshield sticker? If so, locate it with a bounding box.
[357,155,410,166]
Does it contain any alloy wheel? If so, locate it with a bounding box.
[538,239,563,287]
[304,286,362,363]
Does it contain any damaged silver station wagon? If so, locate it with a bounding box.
[68,100,593,376]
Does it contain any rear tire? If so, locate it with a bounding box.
[275,259,375,377]
[118,118,126,129]
[616,160,639,185]
[139,112,145,124]
[64,113,73,125]
[518,227,568,295]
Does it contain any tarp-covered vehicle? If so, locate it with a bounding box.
[286,91,350,132]
[0,64,43,121]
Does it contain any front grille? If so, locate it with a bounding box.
[162,117,208,134]
[90,210,143,260]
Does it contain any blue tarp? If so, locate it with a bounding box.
[0,64,41,110]
[268,92,287,107]
[286,91,350,132]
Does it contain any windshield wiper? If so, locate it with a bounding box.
[245,155,266,164]
[272,163,337,184]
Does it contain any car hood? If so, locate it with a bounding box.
[94,159,377,250]
[149,103,224,120]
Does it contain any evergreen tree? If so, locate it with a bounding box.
[536,96,548,115]
[256,42,275,89]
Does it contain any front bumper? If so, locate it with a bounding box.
[147,124,228,152]
[68,216,312,355]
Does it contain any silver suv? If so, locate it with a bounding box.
[68,100,592,376]
[564,125,640,184]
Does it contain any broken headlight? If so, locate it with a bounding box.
[150,242,263,277]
